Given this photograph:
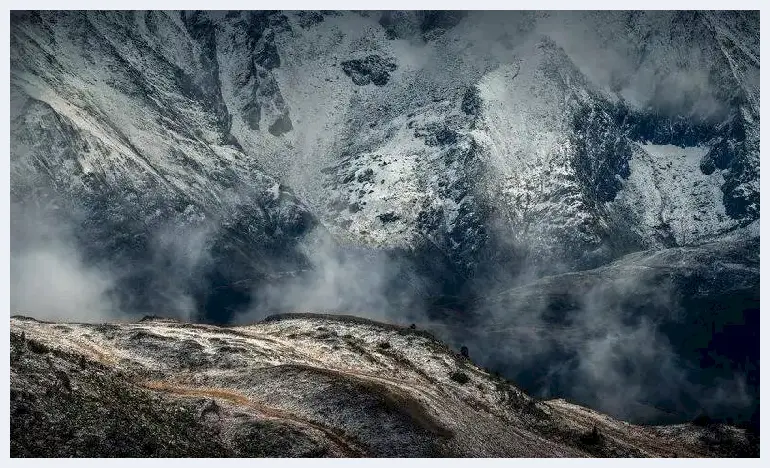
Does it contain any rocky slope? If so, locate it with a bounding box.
[10,315,758,457]
[10,11,760,314]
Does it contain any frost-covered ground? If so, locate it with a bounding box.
[618,144,735,246]
[10,314,758,457]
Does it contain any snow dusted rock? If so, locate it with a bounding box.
[10,11,319,321]
[340,54,398,86]
[10,314,757,457]
[10,11,758,286]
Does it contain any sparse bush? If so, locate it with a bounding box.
[579,425,603,446]
[692,412,714,427]
[449,371,470,385]
[377,341,391,350]
[26,339,49,354]
[460,346,469,358]
[11,332,25,351]
[315,330,337,340]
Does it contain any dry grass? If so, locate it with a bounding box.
[138,380,368,457]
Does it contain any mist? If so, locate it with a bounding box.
[9,195,217,323]
[10,226,119,323]
[441,233,759,426]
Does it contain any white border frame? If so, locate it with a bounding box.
[1,2,767,465]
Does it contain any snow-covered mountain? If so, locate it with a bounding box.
[9,11,760,429]
[11,10,759,284]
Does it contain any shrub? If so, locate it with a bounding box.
[26,339,49,354]
[449,371,470,385]
[579,425,603,446]
[692,412,714,427]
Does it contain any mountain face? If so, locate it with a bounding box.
[10,10,760,430]
[10,315,758,457]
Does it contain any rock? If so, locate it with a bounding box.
[198,400,221,422]
[296,11,324,29]
[461,87,482,116]
[340,55,397,86]
[268,112,293,136]
[356,168,374,183]
[418,11,466,40]
[377,212,400,223]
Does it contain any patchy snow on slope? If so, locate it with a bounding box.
[11,314,758,457]
[475,44,606,260]
[615,144,735,246]
[10,10,759,291]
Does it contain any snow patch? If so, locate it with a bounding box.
[614,144,735,246]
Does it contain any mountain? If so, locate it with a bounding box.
[9,10,760,431]
[9,315,758,457]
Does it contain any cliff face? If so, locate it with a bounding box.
[9,315,758,457]
[10,11,759,316]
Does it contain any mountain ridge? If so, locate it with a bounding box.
[9,314,759,457]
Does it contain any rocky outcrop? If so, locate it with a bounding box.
[340,55,397,86]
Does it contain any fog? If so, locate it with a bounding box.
[10,206,120,323]
[243,229,428,324]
